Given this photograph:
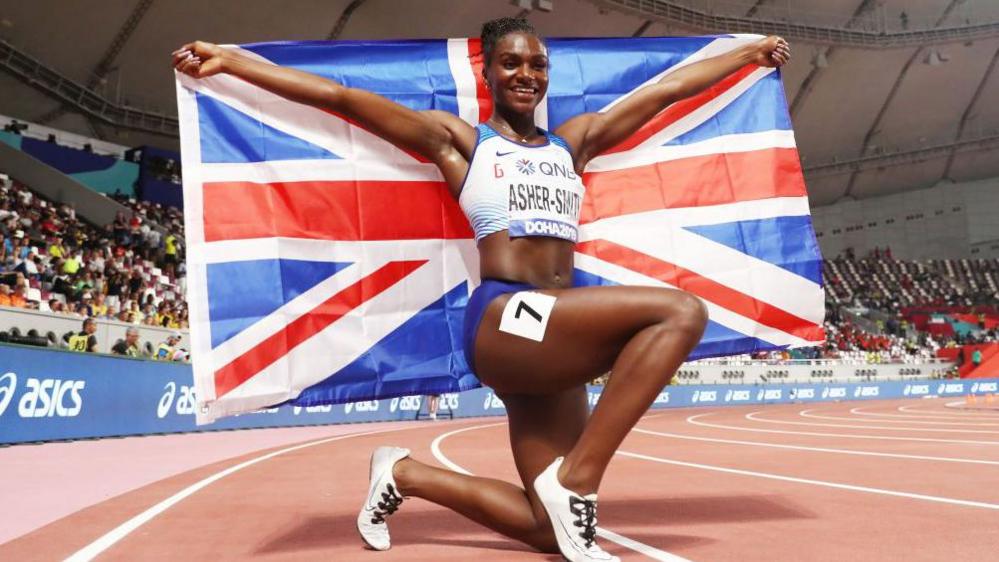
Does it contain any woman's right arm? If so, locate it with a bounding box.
[173,41,466,167]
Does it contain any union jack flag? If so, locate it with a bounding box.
[175,35,824,423]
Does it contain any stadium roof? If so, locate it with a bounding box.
[1,0,999,206]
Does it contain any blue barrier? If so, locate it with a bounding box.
[1,345,997,445]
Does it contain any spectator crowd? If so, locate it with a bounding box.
[0,171,188,330]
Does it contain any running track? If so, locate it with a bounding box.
[2,397,998,561]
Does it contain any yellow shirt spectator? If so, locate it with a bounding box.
[62,256,81,275]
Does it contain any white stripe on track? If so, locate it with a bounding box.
[617,450,999,511]
[686,413,999,446]
[899,404,999,418]
[65,424,428,562]
[747,410,999,434]
[430,423,693,562]
[848,406,999,424]
[633,427,999,466]
[802,408,999,427]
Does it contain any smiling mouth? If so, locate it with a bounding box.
[511,86,538,96]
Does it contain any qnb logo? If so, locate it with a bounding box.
[157,382,198,419]
[390,396,422,413]
[15,377,86,418]
[482,392,505,410]
[0,372,17,417]
[344,400,380,414]
[516,159,536,175]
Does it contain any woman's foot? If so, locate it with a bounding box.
[356,446,410,550]
[533,457,619,562]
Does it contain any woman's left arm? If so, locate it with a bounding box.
[556,36,789,171]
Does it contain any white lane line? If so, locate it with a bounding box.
[899,404,999,418]
[804,408,999,427]
[633,427,999,466]
[746,411,999,434]
[849,406,999,424]
[687,413,999,446]
[617,450,999,511]
[430,423,692,562]
[66,424,431,562]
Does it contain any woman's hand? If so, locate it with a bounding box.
[172,41,225,79]
[750,36,791,68]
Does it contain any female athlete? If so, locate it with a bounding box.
[173,18,789,561]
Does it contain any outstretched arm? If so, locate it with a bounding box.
[555,36,790,171]
[172,42,472,168]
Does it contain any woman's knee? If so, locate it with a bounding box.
[656,291,709,337]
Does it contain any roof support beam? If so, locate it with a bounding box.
[841,0,964,200]
[589,0,999,49]
[805,129,999,179]
[943,44,999,180]
[36,0,154,131]
[790,0,876,119]
[327,0,367,40]
[0,40,177,137]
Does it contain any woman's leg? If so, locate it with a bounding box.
[474,285,708,494]
[389,387,588,553]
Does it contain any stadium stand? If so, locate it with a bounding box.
[0,169,187,329]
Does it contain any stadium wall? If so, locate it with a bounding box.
[812,176,999,259]
[0,308,187,354]
[0,344,992,445]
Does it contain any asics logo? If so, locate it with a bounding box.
[0,372,16,417]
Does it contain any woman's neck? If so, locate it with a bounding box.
[488,108,538,141]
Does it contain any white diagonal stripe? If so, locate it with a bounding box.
[176,73,418,166]
[204,246,472,420]
[633,66,775,150]
[584,130,796,173]
[572,251,814,348]
[584,215,824,325]
[598,35,762,114]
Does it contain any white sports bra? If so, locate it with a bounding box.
[458,124,585,243]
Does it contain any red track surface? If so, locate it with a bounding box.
[3,397,999,561]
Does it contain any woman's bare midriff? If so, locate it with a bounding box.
[477,231,575,290]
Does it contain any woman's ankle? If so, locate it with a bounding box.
[555,456,599,496]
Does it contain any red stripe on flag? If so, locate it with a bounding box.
[580,147,806,224]
[467,38,492,123]
[576,239,824,342]
[202,180,473,242]
[213,259,427,398]
[601,65,758,156]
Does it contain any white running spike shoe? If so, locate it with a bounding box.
[534,457,619,562]
[357,446,410,551]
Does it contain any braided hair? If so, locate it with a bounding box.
[480,17,542,65]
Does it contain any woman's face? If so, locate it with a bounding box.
[485,32,549,115]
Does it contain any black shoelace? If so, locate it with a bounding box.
[569,496,598,548]
[370,483,404,524]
